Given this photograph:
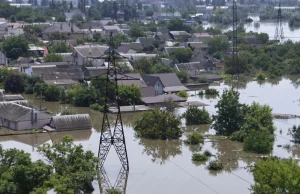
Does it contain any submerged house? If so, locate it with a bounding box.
[0,102,52,130]
[142,73,189,95]
[48,114,92,131]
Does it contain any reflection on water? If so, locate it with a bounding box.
[98,167,128,194]
[138,138,182,164]
[0,129,92,148]
[2,77,300,194]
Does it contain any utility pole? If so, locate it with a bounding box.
[232,0,238,74]
[274,2,284,43]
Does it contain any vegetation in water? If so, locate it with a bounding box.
[183,107,211,125]
[177,90,188,98]
[256,73,266,81]
[288,125,300,143]
[212,89,247,136]
[134,109,182,140]
[251,158,300,193]
[203,150,213,157]
[213,89,275,154]
[106,188,122,194]
[192,153,208,162]
[184,132,204,145]
[207,160,224,171]
[205,88,219,95]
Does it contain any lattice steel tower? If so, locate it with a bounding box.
[98,33,129,171]
[274,2,284,42]
[232,1,239,73]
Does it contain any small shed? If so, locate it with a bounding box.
[49,114,92,131]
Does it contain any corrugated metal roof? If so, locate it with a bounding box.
[51,114,92,131]
[0,102,32,121]
[74,45,109,58]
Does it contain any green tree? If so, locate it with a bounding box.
[242,102,275,136]
[128,24,145,38]
[288,125,300,143]
[151,63,174,73]
[145,8,154,16]
[118,84,142,106]
[171,48,193,63]
[37,136,99,193]
[4,74,25,93]
[176,70,189,83]
[212,90,247,135]
[134,109,183,139]
[207,36,230,54]
[183,107,211,125]
[167,17,192,33]
[2,36,28,60]
[44,84,60,101]
[251,158,300,194]
[73,86,91,107]
[256,33,269,44]
[185,132,204,144]
[48,43,71,53]
[243,129,273,154]
[44,53,63,62]
[0,145,52,194]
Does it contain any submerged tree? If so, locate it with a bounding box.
[212,89,247,135]
[134,109,182,139]
[183,107,211,125]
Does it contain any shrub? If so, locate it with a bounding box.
[106,188,122,194]
[44,84,60,101]
[205,88,219,95]
[192,153,208,162]
[288,125,300,143]
[230,130,247,142]
[256,73,266,81]
[61,108,75,115]
[203,150,213,157]
[24,86,33,94]
[90,104,99,111]
[198,90,204,95]
[207,160,224,170]
[244,129,274,154]
[183,107,211,125]
[177,90,188,98]
[134,109,182,139]
[185,132,204,144]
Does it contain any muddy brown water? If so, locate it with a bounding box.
[1,77,300,194]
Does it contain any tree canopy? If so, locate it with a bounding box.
[183,107,211,125]
[171,48,193,63]
[134,109,182,139]
[0,136,98,194]
[251,158,300,194]
[212,89,247,135]
[118,84,142,106]
[2,36,28,60]
[44,53,64,62]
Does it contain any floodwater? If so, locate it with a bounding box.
[1,77,300,194]
[203,15,300,42]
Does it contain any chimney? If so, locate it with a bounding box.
[60,23,63,30]
[89,44,91,55]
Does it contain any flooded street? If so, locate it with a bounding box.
[203,15,300,42]
[1,77,300,194]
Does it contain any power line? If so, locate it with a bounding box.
[168,159,222,194]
